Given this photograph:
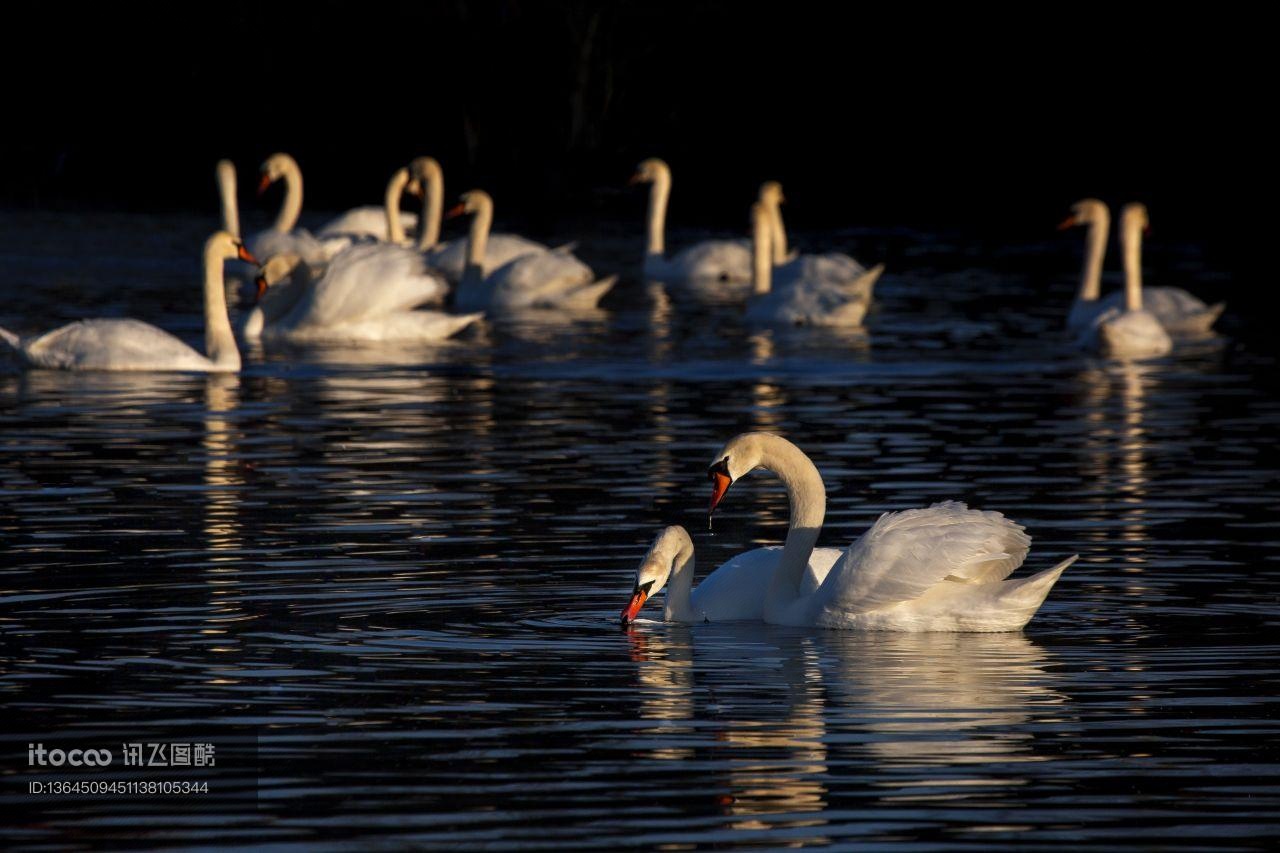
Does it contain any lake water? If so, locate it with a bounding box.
[2,210,1278,850]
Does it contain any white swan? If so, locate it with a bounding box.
[744,204,876,327]
[216,159,240,238]
[1,232,253,372]
[1076,204,1173,360]
[1060,198,1223,334]
[757,180,883,301]
[448,190,616,312]
[407,157,557,283]
[245,153,336,266]
[620,524,846,625]
[244,246,473,344]
[695,432,1075,631]
[631,158,752,291]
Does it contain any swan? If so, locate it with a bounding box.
[243,247,472,344]
[1060,199,1223,334]
[631,158,752,291]
[757,180,883,301]
[1076,204,1173,360]
[246,153,337,266]
[406,157,559,283]
[620,525,846,625]
[698,432,1075,631]
[1,232,254,372]
[448,190,616,312]
[744,203,876,327]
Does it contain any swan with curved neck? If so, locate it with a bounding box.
[745,204,877,327]
[1075,203,1173,359]
[689,433,1075,630]
[449,190,616,312]
[1059,198,1223,335]
[1,232,253,372]
[631,158,752,293]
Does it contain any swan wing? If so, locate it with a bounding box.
[21,319,210,371]
[488,252,598,309]
[427,233,549,282]
[821,501,1031,614]
[248,228,329,268]
[293,243,447,327]
[268,310,482,344]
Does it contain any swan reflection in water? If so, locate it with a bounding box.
[625,625,1066,837]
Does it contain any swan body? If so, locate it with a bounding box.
[744,203,879,327]
[318,205,418,243]
[704,432,1074,631]
[245,245,471,343]
[1061,198,1222,335]
[632,158,752,293]
[451,190,615,312]
[1075,204,1173,359]
[621,526,841,624]
[2,232,252,372]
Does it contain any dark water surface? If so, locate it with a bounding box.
[2,211,1278,850]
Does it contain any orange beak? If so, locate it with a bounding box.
[255,275,268,302]
[709,471,731,517]
[1056,214,1078,231]
[256,174,272,196]
[620,588,648,624]
[237,245,258,265]
[444,203,467,220]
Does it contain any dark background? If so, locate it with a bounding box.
[0,2,1263,278]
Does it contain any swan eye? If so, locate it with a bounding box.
[707,458,730,481]
[635,580,655,595]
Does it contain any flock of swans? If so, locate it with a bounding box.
[0,153,1222,370]
[0,154,1225,633]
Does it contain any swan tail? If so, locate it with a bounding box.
[0,326,18,351]
[857,263,885,299]
[1204,302,1226,327]
[998,554,1077,626]
[559,275,617,309]
[551,241,580,255]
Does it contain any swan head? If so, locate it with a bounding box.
[1058,198,1109,231]
[629,158,669,186]
[620,526,693,625]
[258,152,298,195]
[254,253,302,301]
[205,231,257,266]
[758,180,785,206]
[447,190,492,219]
[706,432,777,519]
[1120,202,1150,236]
[405,157,442,198]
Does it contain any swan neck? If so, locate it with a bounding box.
[216,161,240,239]
[663,541,698,623]
[760,436,826,599]
[417,166,444,251]
[1122,217,1143,311]
[272,159,303,233]
[752,208,772,295]
[769,202,788,265]
[645,166,670,260]
[203,243,240,371]
[1078,210,1109,302]
[385,169,409,244]
[466,197,492,270]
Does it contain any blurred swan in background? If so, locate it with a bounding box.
[449,190,615,312]
[699,432,1074,630]
[757,180,883,302]
[1075,204,1173,359]
[632,158,752,293]
[1060,198,1223,335]
[408,157,563,283]
[745,203,876,326]
[244,247,473,344]
[2,232,253,372]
